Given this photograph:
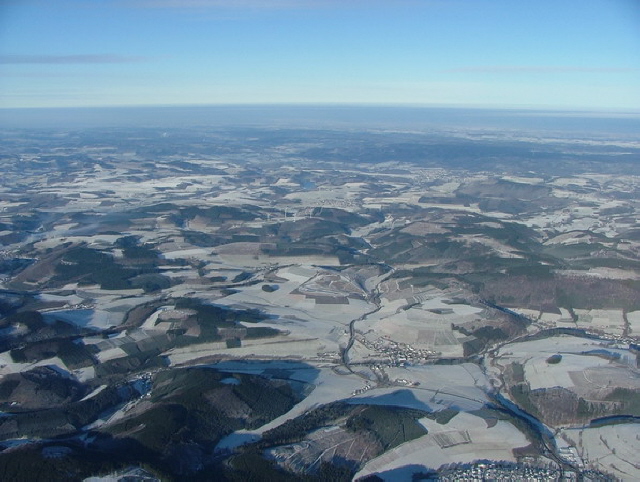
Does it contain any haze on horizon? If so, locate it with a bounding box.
[1,0,639,112]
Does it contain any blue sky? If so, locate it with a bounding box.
[1,0,639,110]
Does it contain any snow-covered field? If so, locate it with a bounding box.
[489,335,640,396]
[561,423,640,480]
[355,411,529,480]
[43,309,123,330]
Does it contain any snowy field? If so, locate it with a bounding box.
[561,423,640,480]
[355,411,529,480]
[489,335,639,394]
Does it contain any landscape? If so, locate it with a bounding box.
[0,106,639,480]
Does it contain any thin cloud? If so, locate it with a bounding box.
[129,0,322,8]
[126,0,449,10]
[443,66,638,74]
[0,54,148,65]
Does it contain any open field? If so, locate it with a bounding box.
[355,411,530,480]
[0,123,639,479]
[560,423,640,479]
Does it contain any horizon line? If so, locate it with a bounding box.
[1,102,639,115]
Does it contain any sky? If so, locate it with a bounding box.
[1,0,639,110]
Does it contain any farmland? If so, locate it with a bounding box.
[0,118,639,480]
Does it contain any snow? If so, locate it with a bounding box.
[561,423,640,480]
[43,309,123,330]
[355,412,529,480]
[0,353,70,378]
[79,385,108,402]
